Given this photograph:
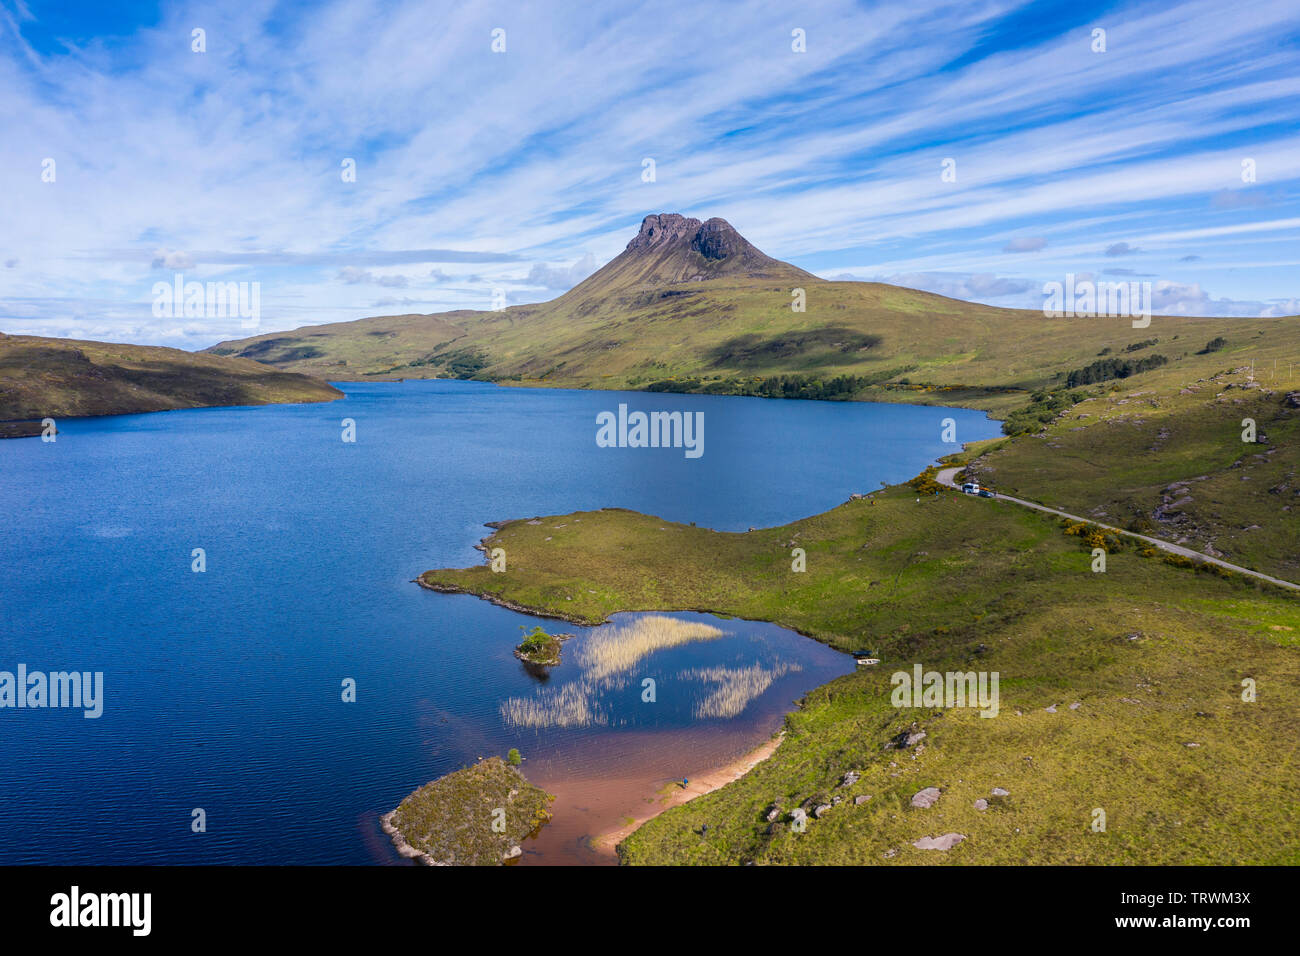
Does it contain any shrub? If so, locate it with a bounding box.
[1065,354,1168,387]
[908,466,944,495]
[1002,388,1086,435]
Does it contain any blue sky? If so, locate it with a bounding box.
[2,0,1298,347]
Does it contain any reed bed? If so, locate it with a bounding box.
[576,615,724,681]
[680,662,800,719]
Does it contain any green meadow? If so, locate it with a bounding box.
[422,483,1299,865]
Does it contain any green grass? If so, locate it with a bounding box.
[420,486,1299,865]
[970,359,1300,581]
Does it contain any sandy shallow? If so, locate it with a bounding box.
[521,729,784,865]
[590,732,783,853]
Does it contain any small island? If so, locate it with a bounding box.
[514,625,572,666]
[382,756,554,866]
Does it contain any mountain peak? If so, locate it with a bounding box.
[627,213,703,252]
[626,214,747,263]
[691,217,746,261]
[560,213,812,299]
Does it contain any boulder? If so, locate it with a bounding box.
[886,728,927,750]
[910,787,942,809]
[912,833,966,851]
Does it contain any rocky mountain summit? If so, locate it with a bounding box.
[567,213,814,295]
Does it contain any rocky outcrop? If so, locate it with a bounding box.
[913,833,966,851]
[626,213,703,253]
[591,213,813,290]
[691,218,745,261]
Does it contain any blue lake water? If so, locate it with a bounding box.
[0,380,999,864]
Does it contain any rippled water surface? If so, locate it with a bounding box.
[0,381,999,863]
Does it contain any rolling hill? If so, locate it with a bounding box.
[209,214,1295,413]
[0,333,343,437]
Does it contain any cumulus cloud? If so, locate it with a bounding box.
[828,271,1298,318]
[4,0,1299,346]
[1259,298,1300,317]
[1002,237,1048,253]
[1148,281,1296,317]
[524,252,598,290]
[150,249,195,270]
[372,296,429,308]
[875,271,1037,300]
[337,267,408,287]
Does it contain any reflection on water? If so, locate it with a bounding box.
[578,615,724,681]
[681,662,801,719]
[512,611,851,865]
[502,616,725,729]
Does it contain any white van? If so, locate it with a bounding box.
[961,481,980,494]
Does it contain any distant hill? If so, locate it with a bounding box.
[0,333,343,437]
[208,213,1293,417]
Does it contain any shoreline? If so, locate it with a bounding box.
[408,409,1005,864]
[588,732,786,857]
[0,393,344,440]
[379,810,443,866]
[417,575,850,647]
[416,577,602,626]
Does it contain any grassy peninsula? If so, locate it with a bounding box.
[421,486,1299,865]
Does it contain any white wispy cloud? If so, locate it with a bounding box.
[0,0,1297,347]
